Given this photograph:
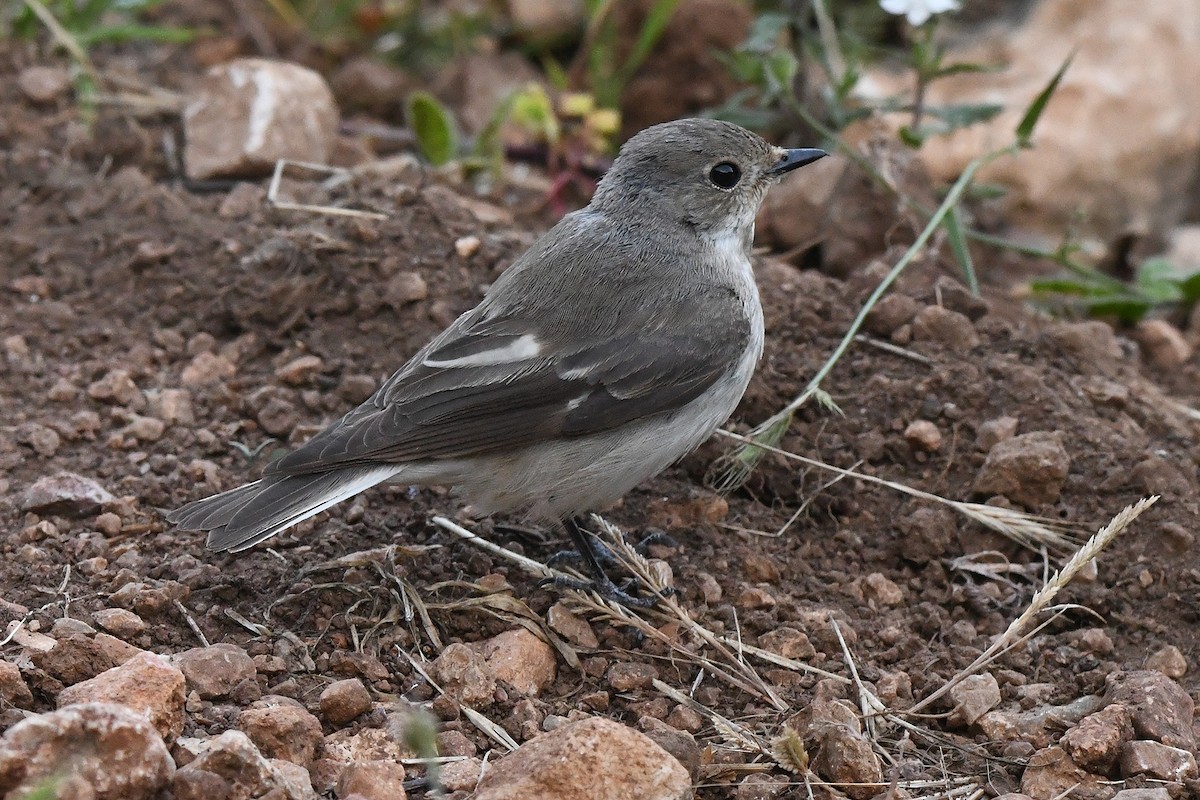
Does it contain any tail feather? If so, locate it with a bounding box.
[167,466,401,552]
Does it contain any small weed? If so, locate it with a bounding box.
[1031,257,1200,324]
[12,0,195,121]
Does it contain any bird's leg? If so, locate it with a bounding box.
[541,517,664,608]
[547,526,678,568]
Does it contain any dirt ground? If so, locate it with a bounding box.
[2,28,1200,800]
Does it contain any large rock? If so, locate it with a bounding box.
[0,659,33,709]
[173,730,313,800]
[1104,670,1196,750]
[0,703,174,799]
[476,628,557,696]
[870,0,1200,246]
[19,471,114,516]
[237,702,324,768]
[473,717,691,800]
[1020,746,1114,800]
[1060,704,1133,773]
[973,431,1070,508]
[183,58,340,180]
[58,650,186,740]
[175,642,258,699]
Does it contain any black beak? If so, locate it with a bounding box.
[768,148,828,176]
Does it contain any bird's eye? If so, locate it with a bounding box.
[709,162,741,189]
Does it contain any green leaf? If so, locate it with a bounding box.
[76,23,196,45]
[763,49,798,95]
[898,125,926,148]
[1135,258,1184,304]
[742,12,791,53]
[922,102,1005,129]
[542,56,569,91]
[1081,296,1152,324]
[930,61,998,80]
[965,181,1009,200]
[945,204,978,294]
[617,0,680,86]
[1177,271,1200,303]
[406,92,458,166]
[1029,277,1094,297]
[1016,52,1073,147]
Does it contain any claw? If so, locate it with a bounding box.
[538,574,661,609]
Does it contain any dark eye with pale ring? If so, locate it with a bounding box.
[709,162,741,189]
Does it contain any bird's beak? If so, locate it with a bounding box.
[768,148,828,176]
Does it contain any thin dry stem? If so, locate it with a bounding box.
[267,159,390,220]
[715,430,1081,554]
[907,496,1158,715]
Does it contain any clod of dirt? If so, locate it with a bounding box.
[1060,703,1133,773]
[17,65,70,105]
[972,431,1071,508]
[904,419,944,452]
[0,660,33,710]
[758,627,816,660]
[638,716,700,781]
[1020,746,1113,800]
[172,729,309,800]
[911,305,981,350]
[336,759,408,800]
[607,662,659,692]
[475,629,557,697]
[810,722,883,800]
[319,678,373,726]
[58,651,185,741]
[440,757,485,793]
[949,673,1001,727]
[1104,670,1197,750]
[546,602,599,649]
[18,471,115,517]
[93,607,148,639]
[472,716,691,800]
[183,59,339,181]
[432,643,497,707]
[174,643,259,700]
[864,293,920,337]
[0,702,174,800]
[1145,645,1188,678]
[1118,740,1198,782]
[1134,319,1193,368]
[237,700,324,768]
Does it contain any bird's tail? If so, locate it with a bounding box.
[166,465,402,552]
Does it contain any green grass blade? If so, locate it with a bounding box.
[1015,52,1073,147]
[407,91,458,167]
[945,203,978,294]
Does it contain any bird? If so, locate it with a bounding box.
[168,118,827,604]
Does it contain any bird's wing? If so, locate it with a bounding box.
[264,285,751,476]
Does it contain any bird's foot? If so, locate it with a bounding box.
[546,528,677,568]
[539,573,671,609]
[542,519,677,608]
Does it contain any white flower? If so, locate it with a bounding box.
[879,0,961,26]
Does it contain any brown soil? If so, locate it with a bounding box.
[2,31,1199,800]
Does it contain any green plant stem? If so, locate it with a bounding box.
[22,0,99,81]
[726,143,1018,482]
[788,95,1100,283]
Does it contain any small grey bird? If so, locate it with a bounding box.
[168,118,825,602]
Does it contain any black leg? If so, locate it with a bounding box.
[540,517,664,608]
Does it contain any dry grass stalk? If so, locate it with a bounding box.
[714,430,1082,554]
[907,496,1158,715]
[404,655,519,752]
[267,159,390,220]
[439,514,792,709]
[653,678,771,753]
